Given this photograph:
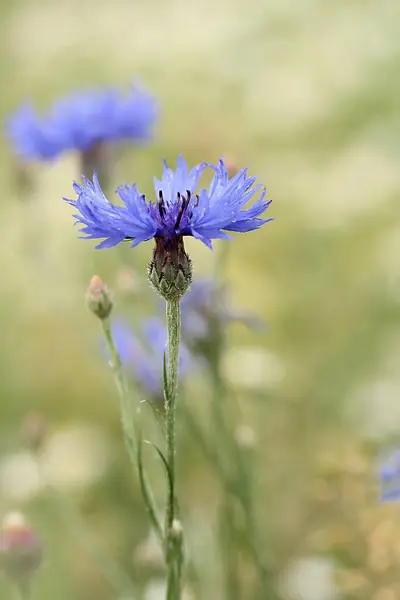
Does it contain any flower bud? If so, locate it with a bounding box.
[0,512,42,587]
[148,236,192,300]
[86,275,113,319]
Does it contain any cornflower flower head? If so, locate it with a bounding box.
[109,316,192,400]
[65,156,272,300]
[379,449,400,502]
[6,82,157,163]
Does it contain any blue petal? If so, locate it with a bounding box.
[153,155,208,204]
[65,174,156,249]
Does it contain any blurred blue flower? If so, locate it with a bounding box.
[66,156,272,250]
[180,278,264,342]
[378,449,400,502]
[109,316,192,398]
[6,83,157,161]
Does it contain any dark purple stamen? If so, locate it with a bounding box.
[175,190,191,229]
[158,190,165,218]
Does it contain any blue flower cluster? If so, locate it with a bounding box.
[6,83,157,162]
[66,156,272,250]
[110,316,192,398]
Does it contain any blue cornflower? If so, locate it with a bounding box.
[379,449,400,502]
[109,316,192,399]
[66,155,272,299]
[6,83,157,162]
[66,155,272,250]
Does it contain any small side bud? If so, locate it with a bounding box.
[148,236,192,300]
[0,512,43,589]
[86,275,113,319]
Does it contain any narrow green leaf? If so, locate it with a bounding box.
[136,425,163,543]
[145,440,173,494]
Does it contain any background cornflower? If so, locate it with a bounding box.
[180,278,263,345]
[6,83,157,162]
[6,82,157,192]
[109,316,193,400]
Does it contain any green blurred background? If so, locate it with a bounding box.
[1,0,400,598]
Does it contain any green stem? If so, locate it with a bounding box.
[102,317,163,543]
[209,352,241,600]
[165,298,183,600]
[183,402,276,597]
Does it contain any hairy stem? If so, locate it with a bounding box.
[165,299,183,600]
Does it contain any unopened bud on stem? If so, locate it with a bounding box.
[0,512,42,590]
[86,275,113,319]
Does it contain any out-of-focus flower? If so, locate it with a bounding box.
[6,82,157,162]
[378,449,400,502]
[180,278,264,344]
[110,316,193,399]
[134,530,164,570]
[40,424,112,491]
[0,512,43,589]
[235,424,258,450]
[66,156,271,250]
[0,452,42,501]
[222,346,285,391]
[281,556,337,600]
